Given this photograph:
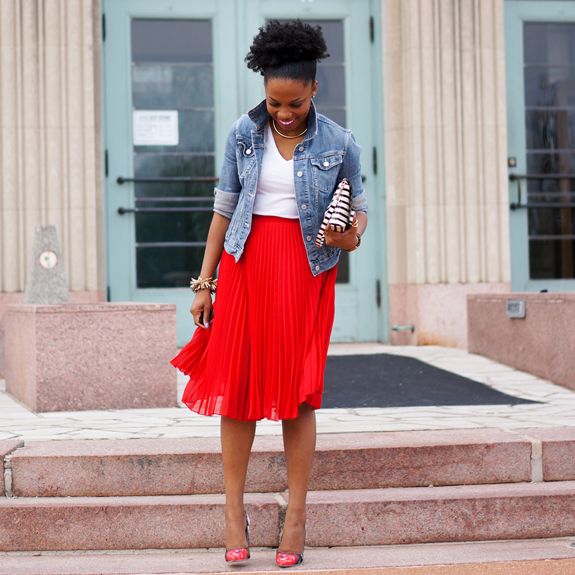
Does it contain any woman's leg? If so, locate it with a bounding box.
[221,416,257,549]
[279,403,316,552]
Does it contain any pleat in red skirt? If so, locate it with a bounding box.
[170,215,337,421]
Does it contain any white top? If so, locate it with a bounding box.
[252,123,299,219]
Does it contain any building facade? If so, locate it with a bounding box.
[0,0,572,362]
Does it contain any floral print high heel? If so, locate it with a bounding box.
[225,512,251,563]
[275,524,305,568]
[276,549,304,568]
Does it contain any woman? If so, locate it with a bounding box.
[171,20,368,568]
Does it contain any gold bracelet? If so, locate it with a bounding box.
[190,276,217,294]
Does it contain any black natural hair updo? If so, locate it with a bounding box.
[245,19,329,84]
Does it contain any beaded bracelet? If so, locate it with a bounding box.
[190,276,217,294]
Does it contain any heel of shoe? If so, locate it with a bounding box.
[224,511,251,563]
[275,524,305,568]
[275,550,304,568]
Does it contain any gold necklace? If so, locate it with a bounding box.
[271,119,308,139]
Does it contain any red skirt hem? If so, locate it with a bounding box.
[171,215,337,422]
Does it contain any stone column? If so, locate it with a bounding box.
[383,0,511,347]
[0,0,104,371]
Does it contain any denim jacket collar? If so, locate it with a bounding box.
[247,98,319,141]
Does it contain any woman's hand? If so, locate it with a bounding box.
[324,217,360,251]
[191,289,213,328]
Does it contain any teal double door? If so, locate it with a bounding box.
[103,0,383,345]
[506,1,575,291]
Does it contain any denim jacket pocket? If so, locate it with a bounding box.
[237,139,257,182]
[311,154,344,193]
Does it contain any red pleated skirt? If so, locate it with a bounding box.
[170,215,337,421]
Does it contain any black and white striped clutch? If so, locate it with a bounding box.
[315,178,355,247]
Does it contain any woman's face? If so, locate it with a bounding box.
[264,77,318,136]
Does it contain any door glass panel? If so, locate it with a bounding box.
[312,20,346,130]
[295,19,349,282]
[523,23,575,279]
[131,19,215,288]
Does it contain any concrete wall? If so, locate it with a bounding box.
[383,0,511,347]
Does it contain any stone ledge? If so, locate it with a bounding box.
[0,492,279,552]
[305,481,575,546]
[3,303,177,412]
[0,439,24,497]
[9,428,534,497]
[1,483,574,551]
[5,303,175,314]
[519,427,575,481]
[467,293,575,391]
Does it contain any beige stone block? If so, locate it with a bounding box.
[404,0,421,51]
[389,281,511,348]
[386,204,408,284]
[383,0,402,55]
[383,54,405,131]
[4,303,178,411]
[468,293,575,392]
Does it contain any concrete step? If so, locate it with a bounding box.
[1,481,574,552]
[5,428,551,497]
[0,438,22,495]
[0,537,574,575]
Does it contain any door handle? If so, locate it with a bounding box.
[509,173,523,210]
[117,206,214,215]
[509,173,575,210]
[116,176,219,184]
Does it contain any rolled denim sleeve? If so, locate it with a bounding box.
[342,131,368,214]
[213,122,241,219]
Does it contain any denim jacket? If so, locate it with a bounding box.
[213,99,368,276]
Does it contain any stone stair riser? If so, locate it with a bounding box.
[306,492,575,546]
[0,494,278,552]
[0,483,574,552]
[8,441,532,497]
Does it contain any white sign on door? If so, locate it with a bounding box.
[133,110,179,146]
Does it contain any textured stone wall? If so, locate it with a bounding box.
[384,0,510,285]
[383,0,511,347]
[0,0,103,294]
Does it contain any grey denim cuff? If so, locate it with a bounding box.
[213,188,239,219]
[352,193,368,214]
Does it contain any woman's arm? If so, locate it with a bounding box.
[191,213,231,328]
[324,211,367,252]
[191,120,241,328]
[324,129,368,251]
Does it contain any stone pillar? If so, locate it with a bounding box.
[0,0,104,372]
[383,0,511,347]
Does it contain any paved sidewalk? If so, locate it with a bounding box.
[0,344,574,442]
[1,538,575,575]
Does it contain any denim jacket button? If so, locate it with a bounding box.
[306,235,312,241]
[323,160,329,167]
[301,203,307,210]
[315,265,320,271]
[246,148,252,155]
[297,170,303,177]
[298,146,304,152]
